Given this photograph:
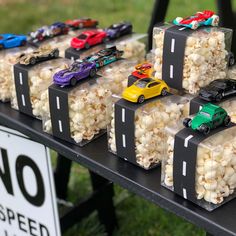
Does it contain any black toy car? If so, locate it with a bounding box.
[105,22,132,39]
[199,79,236,102]
[84,46,123,68]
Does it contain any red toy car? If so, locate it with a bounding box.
[71,30,107,50]
[65,18,98,29]
[173,10,219,30]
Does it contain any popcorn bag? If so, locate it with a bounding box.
[11,57,72,119]
[108,94,189,169]
[65,33,147,62]
[0,45,36,102]
[162,122,236,211]
[43,60,134,146]
[153,23,233,94]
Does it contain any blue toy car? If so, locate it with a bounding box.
[84,46,123,68]
[0,34,27,49]
[105,22,132,39]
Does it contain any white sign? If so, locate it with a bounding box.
[0,126,61,236]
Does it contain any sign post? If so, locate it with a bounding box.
[0,126,61,236]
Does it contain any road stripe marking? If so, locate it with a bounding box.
[182,161,187,176]
[58,120,63,133]
[179,27,186,31]
[183,188,187,199]
[184,135,193,148]
[21,94,26,106]
[122,134,126,148]
[171,38,175,53]
[122,108,125,123]
[71,56,74,61]
[19,73,23,85]
[170,65,174,79]
[56,96,60,110]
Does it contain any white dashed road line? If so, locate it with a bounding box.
[58,120,63,133]
[170,65,174,79]
[171,38,175,53]
[122,134,126,148]
[56,96,60,110]
[122,108,125,123]
[21,94,26,106]
[183,188,187,199]
[184,135,194,148]
[182,161,187,176]
[19,72,23,85]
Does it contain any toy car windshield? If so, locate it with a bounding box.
[199,111,211,118]
[135,80,149,88]
[77,34,87,40]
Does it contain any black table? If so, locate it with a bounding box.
[0,102,236,236]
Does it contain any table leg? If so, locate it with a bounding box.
[89,171,118,235]
[54,154,72,200]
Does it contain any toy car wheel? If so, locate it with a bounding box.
[53,49,59,58]
[199,124,210,135]
[115,52,122,59]
[115,32,120,38]
[228,52,235,67]
[70,77,77,86]
[215,93,223,102]
[89,68,96,77]
[85,43,90,49]
[211,15,219,26]
[29,57,36,65]
[191,21,199,30]
[137,95,145,104]
[0,44,3,50]
[175,17,183,24]
[223,115,231,126]
[102,37,108,43]
[161,88,168,96]
[21,40,27,46]
[183,118,192,128]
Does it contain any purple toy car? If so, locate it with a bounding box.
[53,60,97,86]
[105,22,132,39]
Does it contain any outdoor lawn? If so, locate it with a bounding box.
[0,0,220,235]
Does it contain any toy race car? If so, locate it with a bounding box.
[50,22,69,36]
[131,62,154,79]
[173,10,219,30]
[71,30,107,50]
[0,34,27,49]
[18,46,59,65]
[105,22,132,39]
[122,78,169,103]
[199,79,236,102]
[84,46,123,68]
[65,18,98,29]
[53,60,97,86]
[183,103,231,135]
[29,22,69,42]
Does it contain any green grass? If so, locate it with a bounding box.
[0,1,218,235]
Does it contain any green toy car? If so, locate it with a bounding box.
[183,103,231,135]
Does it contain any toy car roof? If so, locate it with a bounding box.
[201,103,223,113]
[81,30,101,36]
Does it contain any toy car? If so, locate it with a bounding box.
[65,18,98,29]
[183,103,231,135]
[53,60,97,86]
[29,22,69,42]
[84,46,123,68]
[18,46,59,65]
[122,78,170,103]
[105,22,132,39]
[199,79,236,102]
[50,22,69,36]
[71,30,107,50]
[0,34,27,49]
[173,10,219,30]
[131,62,154,79]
